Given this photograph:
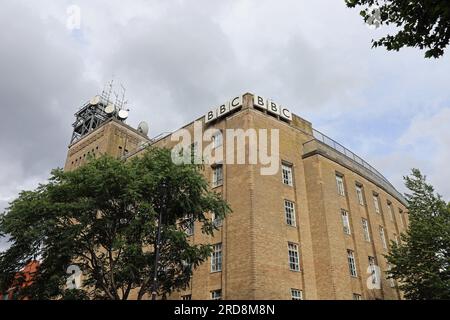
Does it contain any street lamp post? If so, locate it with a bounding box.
[151,180,166,301]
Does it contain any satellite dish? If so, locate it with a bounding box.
[118,109,129,120]
[90,95,101,105]
[137,121,149,136]
[104,104,115,115]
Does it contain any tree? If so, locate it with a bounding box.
[387,169,450,299]
[346,0,450,58]
[0,148,231,300]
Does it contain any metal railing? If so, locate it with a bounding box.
[311,129,405,202]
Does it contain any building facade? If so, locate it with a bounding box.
[64,92,408,300]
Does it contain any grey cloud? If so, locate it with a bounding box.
[0,2,97,201]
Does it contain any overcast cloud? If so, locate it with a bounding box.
[1,0,450,251]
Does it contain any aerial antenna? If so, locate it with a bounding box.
[106,78,114,105]
[119,84,127,109]
[113,90,120,109]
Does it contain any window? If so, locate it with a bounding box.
[285,200,296,227]
[282,163,293,186]
[212,165,223,187]
[211,290,222,300]
[190,142,199,163]
[341,209,351,235]
[212,212,223,227]
[181,295,192,300]
[211,243,222,272]
[387,202,394,221]
[356,185,364,205]
[288,243,300,272]
[336,175,345,196]
[183,215,194,236]
[379,226,387,249]
[353,293,362,300]
[362,218,371,242]
[373,195,380,213]
[291,289,303,300]
[347,250,357,277]
[212,131,223,149]
[368,256,378,284]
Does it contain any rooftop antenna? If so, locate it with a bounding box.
[119,84,127,109]
[113,90,120,109]
[106,78,114,105]
[100,83,108,104]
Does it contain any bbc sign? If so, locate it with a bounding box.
[253,95,292,122]
[204,94,292,124]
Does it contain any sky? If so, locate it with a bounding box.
[1,0,449,251]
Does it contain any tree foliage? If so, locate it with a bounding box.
[346,0,450,58]
[0,148,231,300]
[387,169,450,299]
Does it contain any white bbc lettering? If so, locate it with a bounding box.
[217,102,229,118]
[205,94,292,124]
[254,95,267,110]
[230,96,243,111]
[206,110,217,124]
[280,107,292,121]
[267,100,281,116]
[205,95,243,124]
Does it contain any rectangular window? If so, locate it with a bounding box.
[291,289,303,300]
[356,185,364,205]
[181,295,192,300]
[368,256,378,284]
[362,218,371,242]
[213,131,223,149]
[341,209,351,235]
[183,215,194,236]
[353,293,362,300]
[347,250,357,277]
[212,165,223,187]
[387,202,394,221]
[282,163,293,186]
[285,200,297,227]
[211,290,222,300]
[288,243,300,272]
[212,213,223,227]
[336,175,345,196]
[373,195,380,213]
[190,142,199,163]
[379,226,387,249]
[211,243,222,272]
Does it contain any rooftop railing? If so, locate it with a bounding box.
[311,129,406,204]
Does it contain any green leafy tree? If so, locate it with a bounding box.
[387,169,450,299]
[0,148,230,300]
[346,0,450,58]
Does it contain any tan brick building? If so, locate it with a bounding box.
[65,93,408,300]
